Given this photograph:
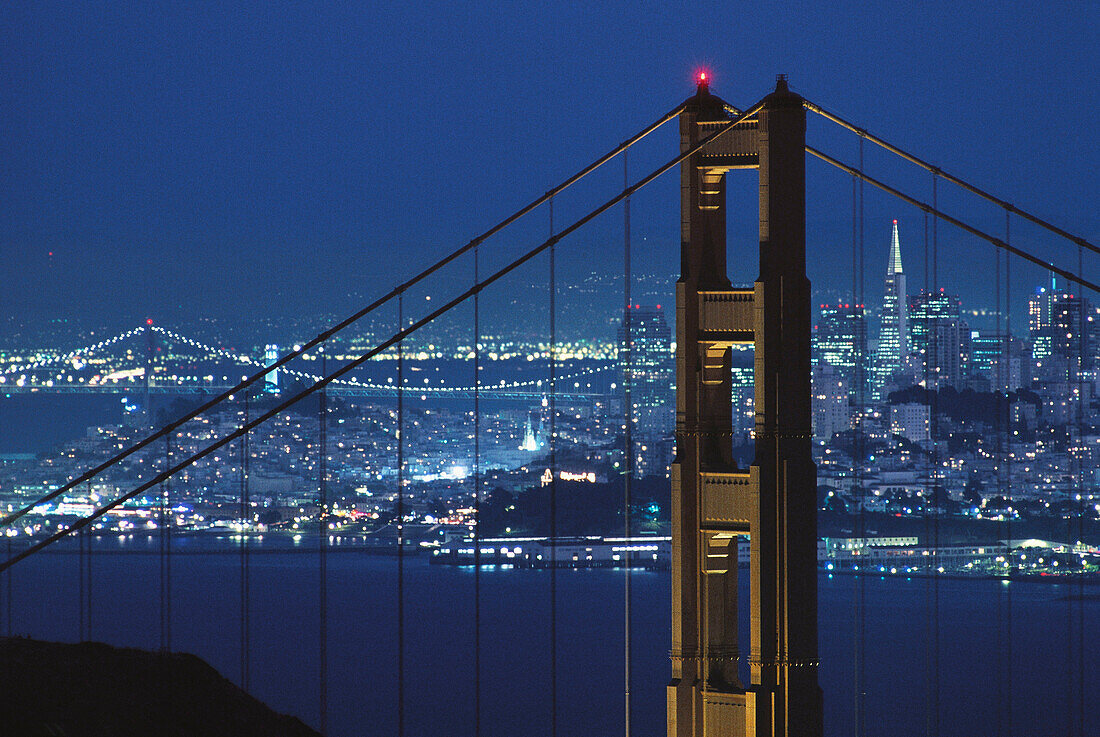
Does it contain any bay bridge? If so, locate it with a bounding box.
[0,323,614,401]
[1,76,1096,736]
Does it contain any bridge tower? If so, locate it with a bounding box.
[668,76,821,737]
[144,318,156,427]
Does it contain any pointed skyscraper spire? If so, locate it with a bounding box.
[888,219,904,275]
[872,219,908,399]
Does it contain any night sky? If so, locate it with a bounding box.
[4,1,1097,332]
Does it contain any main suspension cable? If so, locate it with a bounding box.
[806,146,1100,296]
[803,100,1098,256]
[0,99,767,574]
[1,102,686,531]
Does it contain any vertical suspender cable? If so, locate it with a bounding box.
[473,244,482,737]
[78,515,85,640]
[1003,218,1012,737]
[160,436,166,651]
[397,294,406,737]
[995,216,1006,737]
[4,538,10,636]
[85,480,92,641]
[849,168,860,737]
[853,135,862,737]
[922,205,934,737]
[1067,227,1079,735]
[160,434,170,652]
[930,173,941,737]
[548,195,558,737]
[319,347,329,736]
[622,148,632,737]
[1075,240,1084,737]
[167,433,173,652]
[853,135,866,737]
[241,394,251,691]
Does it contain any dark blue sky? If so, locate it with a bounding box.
[4,1,1097,332]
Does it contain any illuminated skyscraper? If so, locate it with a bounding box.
[909,289,966,387]
[872,220,908,397]
[619,305,673,475]
[264,344,280,394]
[813,302,867,398]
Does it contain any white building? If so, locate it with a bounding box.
[890,402,930,442]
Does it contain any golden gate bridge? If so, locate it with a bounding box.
[1,75,1095,736]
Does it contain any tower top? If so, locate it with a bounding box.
[696,69,709,92]
[888,220,904,275]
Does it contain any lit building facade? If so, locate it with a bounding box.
[1029,280,1099,379]
[890,402,930,443]
[618,305,673,474]
[872,220,908,398]
[909,288,966,388]
[264,344,280,394]
[813,302,867,399]
[812,365,851,441]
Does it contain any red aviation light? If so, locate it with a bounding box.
[146,318,154,325]
[698,71,707,84]
[893,219,898,225]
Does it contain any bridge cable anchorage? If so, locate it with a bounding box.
[0,99,768,574]
[622,145,632,737]
[801,100,1099,256]
[0,105,684,530]
[805,146,1100,296]
[548,194,558,737]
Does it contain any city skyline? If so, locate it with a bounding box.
[3,4,1098,736]
[4,4,1096,328]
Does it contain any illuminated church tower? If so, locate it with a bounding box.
[872,220,907,398]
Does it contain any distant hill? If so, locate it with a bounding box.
[0,637,320,737]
